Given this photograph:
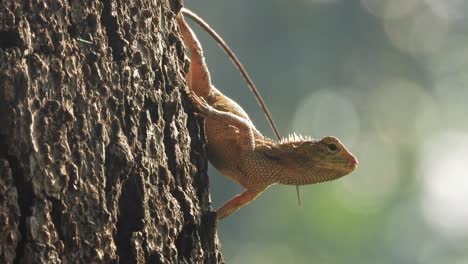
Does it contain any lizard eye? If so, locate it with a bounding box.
[327,143,338,153]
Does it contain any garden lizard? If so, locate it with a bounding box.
[177,11,358,220]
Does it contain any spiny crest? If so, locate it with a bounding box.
[279,132,315,144]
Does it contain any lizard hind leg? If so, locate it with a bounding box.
[176,14,212,98]
[216,189,263,220]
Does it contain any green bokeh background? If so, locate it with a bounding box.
[185,0,468,263]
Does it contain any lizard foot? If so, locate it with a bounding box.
[187,90,212,116]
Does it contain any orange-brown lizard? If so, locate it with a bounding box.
[177,11,358,220]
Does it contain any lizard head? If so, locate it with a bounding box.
[313,136,358,170]
[273,135,358,185]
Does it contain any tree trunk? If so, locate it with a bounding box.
[0,0,223,263]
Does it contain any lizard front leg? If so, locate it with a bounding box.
[188,91,255,151]
[216,188,264,220]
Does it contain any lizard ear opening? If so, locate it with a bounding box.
[263,150,282,162]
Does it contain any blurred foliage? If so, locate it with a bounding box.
[185,0,468,263]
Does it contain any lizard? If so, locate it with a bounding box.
[176,11,358,220]
[180,8,308,206]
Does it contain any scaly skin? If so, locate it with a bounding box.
[177,14,358,220]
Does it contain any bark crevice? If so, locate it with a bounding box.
[100,0,126,61]
[47,195,65,244]
[0,30,22,49]
[115,172,145,263]
[6,153,33,264]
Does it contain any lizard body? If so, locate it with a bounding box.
[177,12,358,220]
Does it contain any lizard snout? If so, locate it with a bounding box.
[345,152,358,170]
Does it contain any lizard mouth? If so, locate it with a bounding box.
[348,160,358,170]
[344,152,358,169]
[328,159,358,172]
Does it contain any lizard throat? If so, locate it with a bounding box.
[278,167,347,186]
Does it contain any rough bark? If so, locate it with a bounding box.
[0,0,223,263]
